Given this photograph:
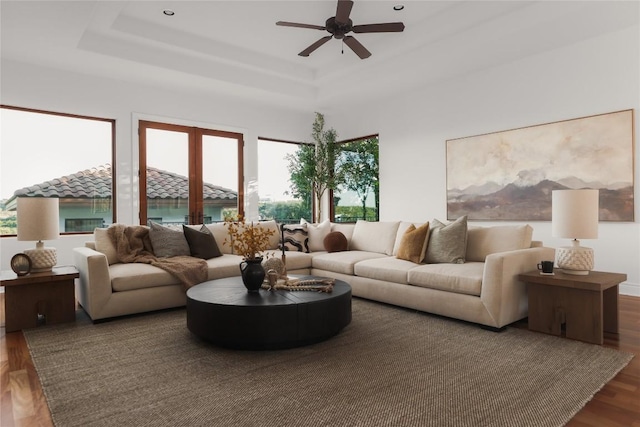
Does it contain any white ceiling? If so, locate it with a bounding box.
[1,1,638,112]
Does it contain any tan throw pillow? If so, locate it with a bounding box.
[94,227,118,265]
[425,216,468,264]
[396,222,430,264]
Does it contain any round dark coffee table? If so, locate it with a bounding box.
[186,276,352,350]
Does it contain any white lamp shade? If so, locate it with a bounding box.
[17,197,60,241]
[552,189,599,239]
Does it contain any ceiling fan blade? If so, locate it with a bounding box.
[276,21,326,31]
[335,0,354,24]
[343,36,371,59]
[299,36,333,57]
[353,22,405,33]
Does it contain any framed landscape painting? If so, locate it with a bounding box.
[446,109,634,221]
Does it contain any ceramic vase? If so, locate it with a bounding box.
[239,257,265,293]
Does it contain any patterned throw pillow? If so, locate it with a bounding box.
[280,224,309,252]
[183,225,222,259]
[148,221,191,258]
[300,219,331,252]
[424,216,468,264]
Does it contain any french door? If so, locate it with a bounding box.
[138,120,244,226]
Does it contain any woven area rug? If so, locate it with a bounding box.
[24,298,632,427]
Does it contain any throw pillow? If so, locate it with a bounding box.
[396,222,430,264]
[183,225,222,259]
[323,231,348,253]
[300,218,331,252]
[94,226,119,265]
[148,221,191,258]
[424,216,468,264]
[280,224,309,252]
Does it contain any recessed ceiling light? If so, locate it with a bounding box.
[393,5,405,11]
[163,9,175,16]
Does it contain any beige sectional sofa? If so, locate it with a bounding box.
[73,219,554,329]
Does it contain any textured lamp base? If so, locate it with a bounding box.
[24,247,57,273]
[556,245,593,275]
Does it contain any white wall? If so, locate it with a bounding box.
[0,59,314,270]
[330,25,640,295]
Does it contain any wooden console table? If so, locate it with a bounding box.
[518,270,627,345]
[1,265,78,332]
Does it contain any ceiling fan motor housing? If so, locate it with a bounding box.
[326,16,352,39]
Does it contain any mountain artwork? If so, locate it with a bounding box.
[446,110,634,221]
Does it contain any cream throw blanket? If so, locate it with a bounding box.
[107,225,208,289]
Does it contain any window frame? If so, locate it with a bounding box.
[139,120,244,225]
[330,133,380,223]
[0,104,116,236]
[258,136,316,223]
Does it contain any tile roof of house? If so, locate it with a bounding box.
[8,164,237,202]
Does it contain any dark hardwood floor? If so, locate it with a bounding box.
[1,293,638,426]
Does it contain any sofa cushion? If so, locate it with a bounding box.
[407,262,484,296]
[350,221,400,255]
[324,231,348,253]
[354,257,416,284]
[396,223,430,264]
[94,227,118,265]
[301,219,331,252]
[205,254,245,280]
[466,224,533,262]
[148,221,190,258]
[330,223,355,244]
[281,224,309,252]
[255,220,281,250]
[183,225,222,259]
[280,251,314,271]
[204,223,233,254]
[312,251,387,275]
[425,216,467,264]
[110,263,178,291]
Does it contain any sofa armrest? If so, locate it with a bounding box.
[481,246,555,327]
[73,246,113,320]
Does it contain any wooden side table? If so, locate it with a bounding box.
[518,270,627,345]
[1,265,79,332]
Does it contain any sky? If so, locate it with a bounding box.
[1,108,111,200]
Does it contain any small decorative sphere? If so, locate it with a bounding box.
[262,257,286,277]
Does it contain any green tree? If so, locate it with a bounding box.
[338,137,379,220]
[287,113,344,222]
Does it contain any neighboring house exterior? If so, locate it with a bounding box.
[5,164,237,232]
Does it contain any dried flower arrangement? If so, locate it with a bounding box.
[223,216,276,260]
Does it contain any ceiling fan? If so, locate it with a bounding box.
[276,0,405,59]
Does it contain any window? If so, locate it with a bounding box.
[257,138,313,223]
[332,135,379,223]
[139,120,243,226]
[0,106,115,236]
[65,218,105,232]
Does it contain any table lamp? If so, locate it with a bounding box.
[17,197,60,272]
[552,189,599,275]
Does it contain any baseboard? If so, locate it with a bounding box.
[620,281,640,297]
